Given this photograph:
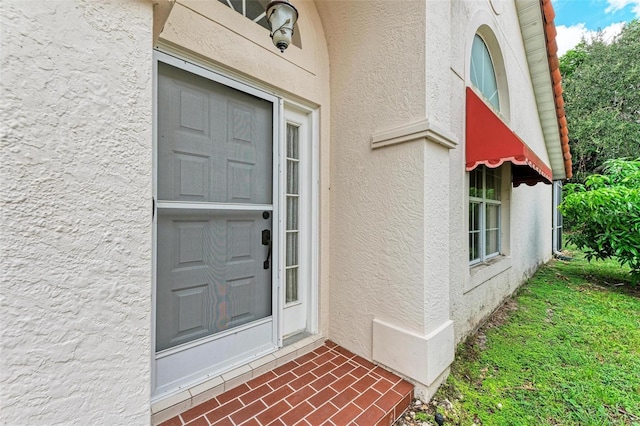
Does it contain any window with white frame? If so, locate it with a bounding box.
[469,165,502,264]
[469,31,506,265]
[285,123,300,303]
[470,34,499,110]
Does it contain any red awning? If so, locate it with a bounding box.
[465,87,552,187]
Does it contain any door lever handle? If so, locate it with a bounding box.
[262,229,271,269]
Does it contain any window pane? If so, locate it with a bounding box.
[286,196,298,230]
[286,267,298,303]
[486,204,500,256]
[470,168,483,198]
[486,229,499,255]
[469,231,481,262]
[287,160,298,194]
[469,202,481,232]
[287,125,299,159]
[469,202,481,262]
[286,231,298,267]
[245,0,269,21]
[227,0,242,13]
[471,36,484,91]
[470,34,500,110]
[485,168,501,200]
[486,204,500,229]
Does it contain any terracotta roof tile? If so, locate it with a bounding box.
[541,0,572,179]
[543,0,555,22]
[545,22,557,40]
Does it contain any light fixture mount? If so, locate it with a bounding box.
[265,0,299,52]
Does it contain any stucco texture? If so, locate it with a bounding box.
[446,1,553,342]
[316,0,430,357]
[1,1,153,423]
[319,0,555,364]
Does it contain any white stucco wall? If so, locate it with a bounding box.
[0,0,558,418]
[318,0,554,390]
[1,1,153,423]
[315,0,429,358]
[445,0,554,342]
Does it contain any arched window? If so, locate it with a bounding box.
[470,34,499,110]
[468,32,507,265]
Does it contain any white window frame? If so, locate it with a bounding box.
[469,166,502,265]
[277,102,319,341]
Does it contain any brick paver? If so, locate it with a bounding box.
[159,341,413,426]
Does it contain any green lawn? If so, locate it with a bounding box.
[431,250,640,425]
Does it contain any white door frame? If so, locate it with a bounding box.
[151,50,319,400]
[279,104,320,340]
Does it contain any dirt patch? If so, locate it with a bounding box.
[483,298,518,329]
[470,298,519,351]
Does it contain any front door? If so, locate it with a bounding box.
[153,56,279,398]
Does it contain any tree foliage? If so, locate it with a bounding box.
[559,159,640,282]
[560,20,640,182]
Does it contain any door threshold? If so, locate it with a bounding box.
[283,331,312,347]
[151,334,326,425]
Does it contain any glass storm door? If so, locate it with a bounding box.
[154,57,278,397]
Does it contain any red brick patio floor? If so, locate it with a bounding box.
[159,341,413,426]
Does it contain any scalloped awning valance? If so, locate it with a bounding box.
[465,87,552,187]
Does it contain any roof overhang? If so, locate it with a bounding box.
[515,0,572,180]
[466,88,552,187]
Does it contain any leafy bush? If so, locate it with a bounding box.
[559,159,640,282]
[560,20,640,183]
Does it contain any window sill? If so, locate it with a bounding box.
[464,256,512,294]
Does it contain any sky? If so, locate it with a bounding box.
[553,0,640,56]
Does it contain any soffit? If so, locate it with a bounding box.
[515,0,572,180]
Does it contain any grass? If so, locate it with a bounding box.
[428,248,640,425]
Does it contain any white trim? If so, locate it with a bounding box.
[151,54,159,397]
[372,318,454,387]
[155,317,273,359]
[371,118,458,150]
[466,256,512,293]
[281,103,319,338]
[154,51,279,105]
[156,202,274,211]
[277,98,286,347]
[309,107,320,335]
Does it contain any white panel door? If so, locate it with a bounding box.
[154,60,277,397]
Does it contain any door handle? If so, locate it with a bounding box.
[262,229,271,269]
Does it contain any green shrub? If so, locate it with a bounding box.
[559,159,640,282]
